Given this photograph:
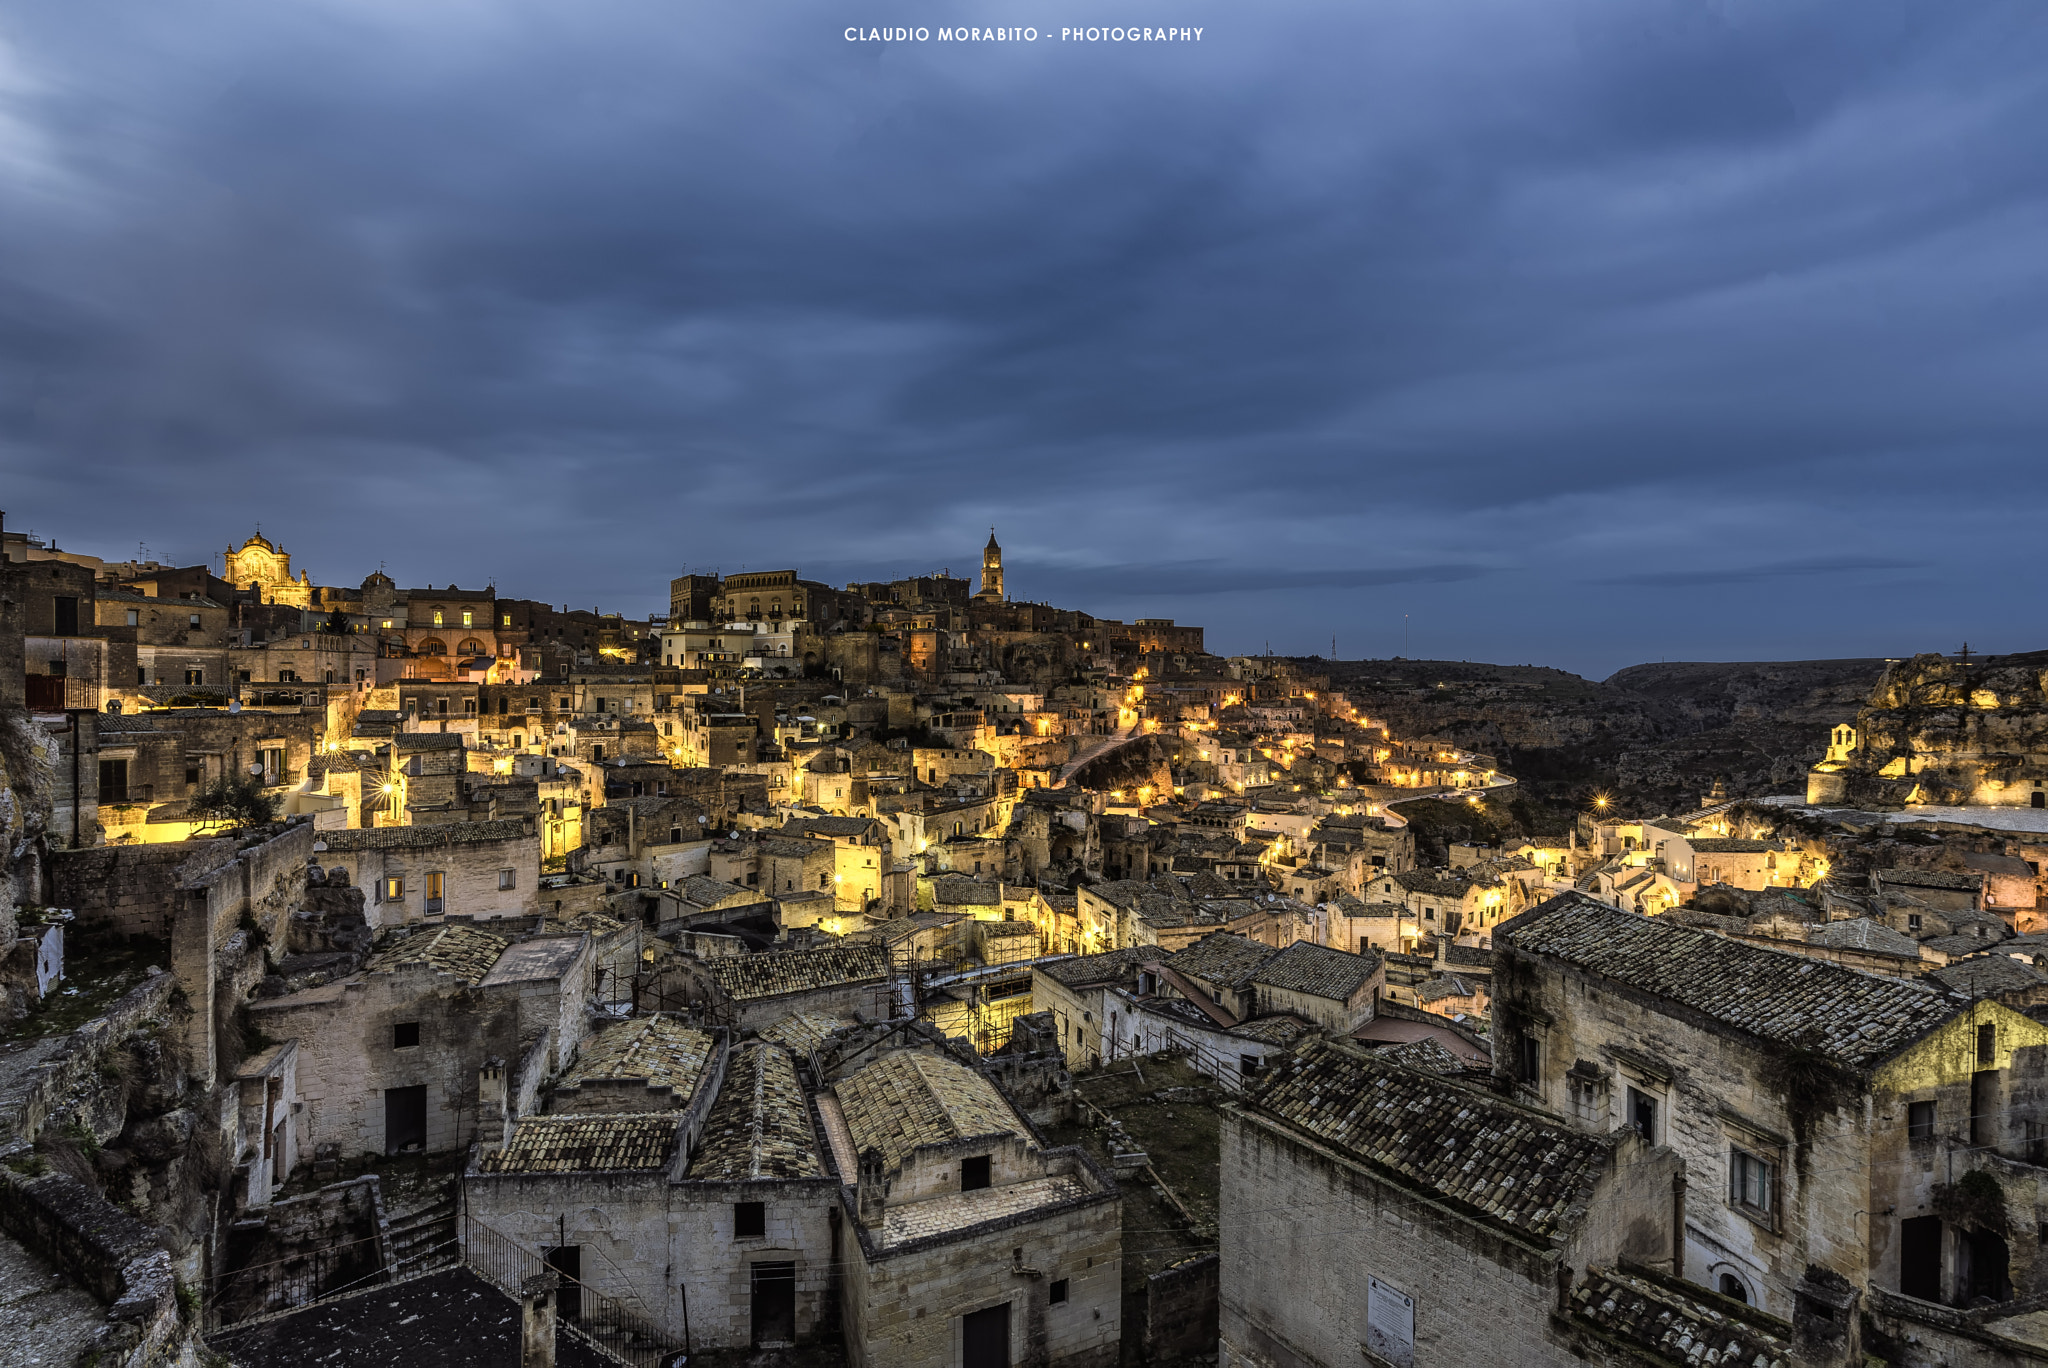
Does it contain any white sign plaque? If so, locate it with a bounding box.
[1366,1275,1415,1368]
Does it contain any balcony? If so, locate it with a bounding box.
[98,782,155,806]
[26,675,100,711]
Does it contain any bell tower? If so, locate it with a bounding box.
[976,528,1005,602]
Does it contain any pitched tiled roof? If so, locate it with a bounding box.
[1392,870,1472,898]
[318,819,531,851]
[756,1010,856,1056]
[835,1050,1022,1173]
[689,1043,825,1181]
[1931,954,2048,998]
[1809,919,1921,957]
[1251,941,1377,1001]
[558,1016,715,1100]
[1372,1036,1471,1074]
[480,1113,680,1173]
[1418,975,1480,1003]
[1250,1040,1609,1238]
[1687,838,1782,854]
[1036,947,1148,989]
[673,874,756,908]
[1229,1014,1316,1047]
[1876,867,1984,892]
[1570,1267,1789,1368]
[367,923,509,985]
[1500,893,1964,1069]
[1164,931,1275,989]
[706,942,891,1002]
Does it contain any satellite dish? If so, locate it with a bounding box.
[728,831,738,839]
[697,815,708,824]
[247,763,265,776]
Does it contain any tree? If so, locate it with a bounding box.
[189,774,282,832]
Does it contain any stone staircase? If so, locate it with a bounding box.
[383,1189,459,1280]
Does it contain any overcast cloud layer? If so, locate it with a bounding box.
[2,0,2044,677]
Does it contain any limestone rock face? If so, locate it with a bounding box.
[1,706,60,1019]
[1830,650,2048,807]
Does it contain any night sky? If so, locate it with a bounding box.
[2,0,2043,677]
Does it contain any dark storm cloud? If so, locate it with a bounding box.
[2,0,2046,675]
[1599,556,1925,588]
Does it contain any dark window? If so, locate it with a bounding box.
[1516,1035,1540,1083]
[97,758,128,802]
[1718,1273,1748,1304]
[1628,1087,1658,1144]
[1973,1069,2000,1147]
[1909,1101,1936,1140]
[735,1201,765,1238]
[184,765,200,787]
[1979,1022,1998,1066]
[1049,1278,1069,1305]
[393,1022,420,1049]
[53,596,78,636]
[961,1155,992,1191]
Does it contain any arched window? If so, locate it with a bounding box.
[1717,1273,1748,1304]
[458,639,485,656]
[418,638,447,655]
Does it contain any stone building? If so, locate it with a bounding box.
[1495,890,2048,1359]
[313,819,540,925]
[250,922,592,1159]
[702,941,895,1029]
[1219,1039,1717,1368]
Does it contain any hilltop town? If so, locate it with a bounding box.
[8,518,2048,1368]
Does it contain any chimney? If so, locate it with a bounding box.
[520,1272,558,1368]
[857,1147,888,1228]
[478,1061,507,1146]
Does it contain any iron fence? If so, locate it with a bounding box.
[463,1212,682,1368]
[208,1233,391,1329]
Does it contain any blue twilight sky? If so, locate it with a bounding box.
[1,0,2044,678]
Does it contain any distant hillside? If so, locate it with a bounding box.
[1297,655,1891,815]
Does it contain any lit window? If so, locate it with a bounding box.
[433,610,444,626]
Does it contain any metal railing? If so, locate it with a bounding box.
[208,1233,391,1329]
[26,675,99,711]
[463,1212,681,1368]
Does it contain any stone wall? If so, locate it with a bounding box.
[839,1167,1121,1368]
[50,838,238,939]
[1219,1108,1575,1368]
[316,820,540,926]
[1144,1250,1217,1362]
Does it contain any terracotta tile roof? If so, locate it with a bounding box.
[558,1016,715,1099]
[1876,867,1984,893]
[1500,893,1964,1069]
[756,1010,856,1056]
[479,1113,679,1173]
[1687,838,1783,854]
[1570,1267,1789,1367]
[318,819,531,851]
[1809,919,1921,957]
[1036,948,1147,989]
[1229,1014,1316,1047]
[834,1050,1022,1173]
[689,1043,825,1181]
[1931,954,2048,997]
[1250,1039,1609,1238]
[1251,941,1377,1001]
[367,923,509,985]
[1371,1037,1471,1074]
[1164,931,1275,989]
[1392,870,1473,898]
[672,875,757,908]
[706,942,892,1003]
[876,1175,1088,1249]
